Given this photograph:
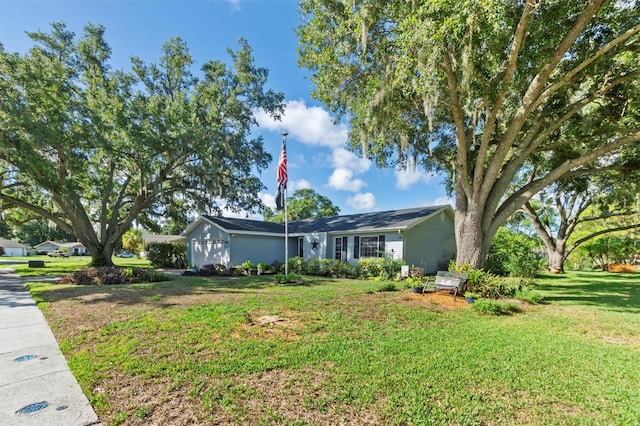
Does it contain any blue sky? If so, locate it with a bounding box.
[0,0,451,219]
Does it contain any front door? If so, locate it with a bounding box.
[335,236,348,261]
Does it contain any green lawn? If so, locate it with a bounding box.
[25,270,640,425]
[8,255,151,277]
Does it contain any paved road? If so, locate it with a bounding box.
[0,268,101,426]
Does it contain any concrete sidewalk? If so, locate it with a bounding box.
[0,268,100,426]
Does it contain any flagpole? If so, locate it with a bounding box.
[282,131,289,276]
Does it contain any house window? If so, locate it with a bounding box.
[360,235,385,258]
[298,237,304,258]
[335,236,347,261]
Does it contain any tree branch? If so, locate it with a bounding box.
[442,53,472,202]
[498,0,607,155]
[0,192,74,234]
[533,23,640,112]
[492,131,640,233]
[565,222,640,259]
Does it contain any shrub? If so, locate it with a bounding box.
[515,290,544,304]
[472,299,521,315]
[377,282,397,292]
[405,276,423,287]
[187,263,230,277]
[271,260,284,273]
[303,258,323,275]
[451,263,528,299]
[357,257,404,280]
[288,257,305,274]
[472,299,502,315]
[464,291,481,299]
[61,266,169,285]
[274,273,300,284]
[146,242,187,268]
[485,227,546,277]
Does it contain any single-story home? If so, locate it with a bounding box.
[182,205,456,274]
[34,241,89,256]
[0,239,28,257]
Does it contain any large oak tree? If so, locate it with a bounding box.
[523,172,640,273]
[0,23,284,265]
[297,0,640,267]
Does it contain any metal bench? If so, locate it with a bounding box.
[422,271,468,302]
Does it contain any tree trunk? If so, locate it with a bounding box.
[454,208,493,268]
[547,250,565,273]
[82,241,115,267]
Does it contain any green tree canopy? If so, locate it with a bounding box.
[0,22,284,265]
[264,188,340,222]
[298,0,640,267]
[121,229,144,255]
[523,168,640,273]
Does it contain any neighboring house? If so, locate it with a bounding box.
[0,239,28,257]
[34,241,89,256]
[182,205,456,273]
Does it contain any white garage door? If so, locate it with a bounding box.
[191,239,228,267]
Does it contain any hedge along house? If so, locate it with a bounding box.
[182,206,456,273]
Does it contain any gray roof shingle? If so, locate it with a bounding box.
[202,216,288,234]
[202,206,446,235]
[289,206,443,233]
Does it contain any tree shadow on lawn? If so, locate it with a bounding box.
[536,272,639,313]
[28,274,330,308]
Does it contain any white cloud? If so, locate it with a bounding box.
[290,179,311,191]
[255,99,348,149]
[261,192,276,210]
[394,161,435,189]
[347,193,376,210]
[256,99,372,194]
[328,169,366,192]
[332,147,370,173]
[225,0,241,10]
[432,196,454,207]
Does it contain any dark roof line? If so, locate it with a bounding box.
[202,205,449,234]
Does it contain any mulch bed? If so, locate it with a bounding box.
[407,289,472,310]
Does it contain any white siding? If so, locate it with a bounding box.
[36,242,57,253]
[186,220,230,266]
[2,247,26,257]
[297,232,327,261]
[191,239,229,267]
[325,232,403,263]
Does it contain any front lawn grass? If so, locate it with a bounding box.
[27,271,640,425]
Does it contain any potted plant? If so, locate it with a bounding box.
[257,262,269,275]
[241,260,255,275]
[406,277,424,293]
[464,291,481,304]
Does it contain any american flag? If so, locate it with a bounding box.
[276,139,287,187]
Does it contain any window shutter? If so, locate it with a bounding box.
[354,236,360,258]
[378,235,385,257]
